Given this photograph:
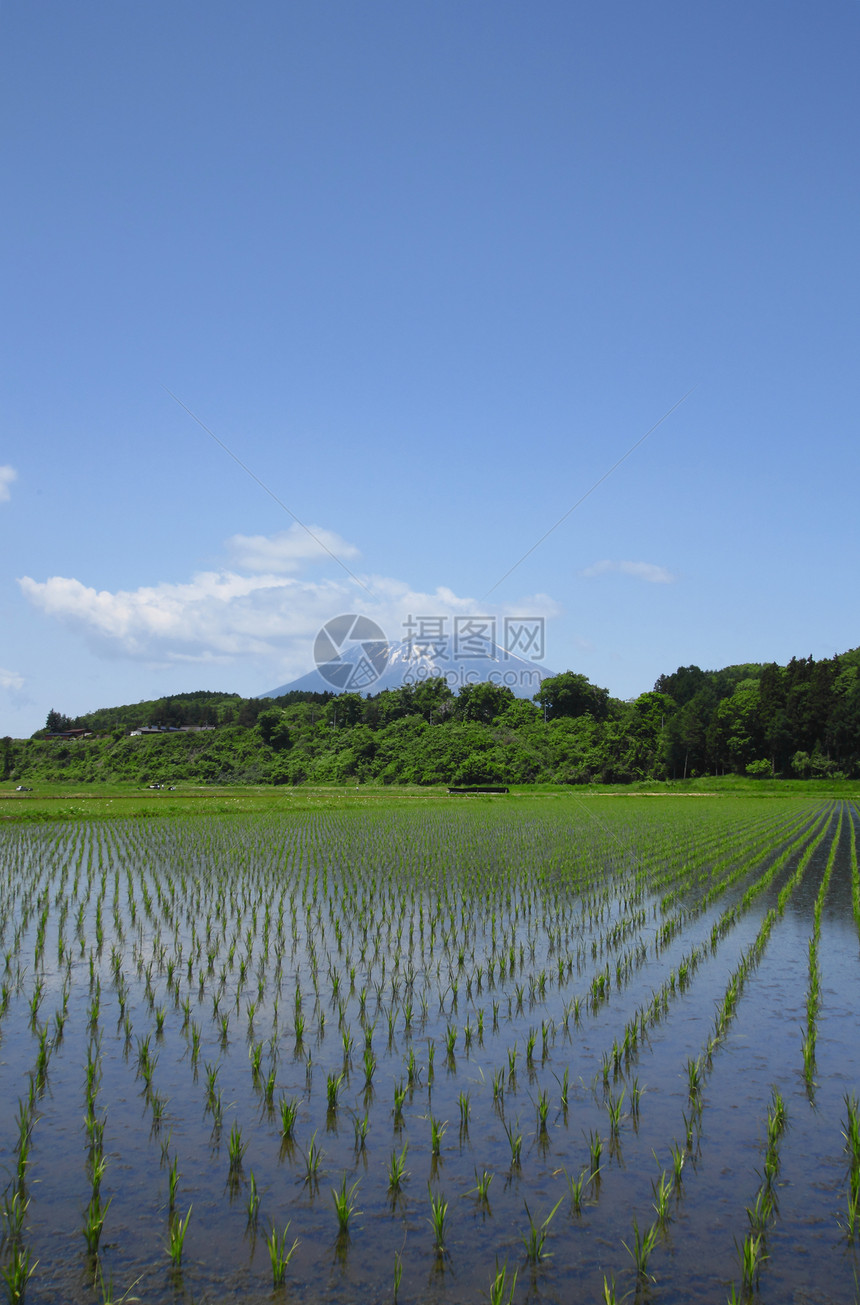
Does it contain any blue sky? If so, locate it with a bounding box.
[2,1,858,735]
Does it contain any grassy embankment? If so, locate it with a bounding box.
[1,774,858,823]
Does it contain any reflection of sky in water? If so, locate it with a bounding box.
[0,802,857,1304]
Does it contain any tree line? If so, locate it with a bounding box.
[9,645,859,787]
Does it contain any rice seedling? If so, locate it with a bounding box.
[90,1151,108,1195]
[507,1042,518,1080]
[607,1089,625,1137]
[622,1216,660,1285]
[565,1167,589,1214]
[209,1088,224,1130]
[768,1088,787,1144]
[588,1129,604,1181]
[761,1144,779,1190]
[842,1093,860,1165]
[93,1261,142,1305]
[2,1189,29,1244]
[324,1069,344,1113]
[736,1229,766,1289]
[392,1247,403,1301]
[265,1220,299,1287]
[652,1170,673,1225]
[428,1185,448,1253]
[83,1192,111,1255]
[601,1273,618,1304]
[353,1110,370,1150]
[746,1186,774,1235]
[504,1116,523,1168]
[801,1029,816,1087]
[28,981,43,1025]
[303,1131,324,1184]
[682,1108,701,1152]
[228,1121,248,1175]
[1,1244,37,1304]
[392,1078,407,1126]
[204,1060,220,1106]
[332,1174,360,1235]
[839,1181,860,1240]
[686,1056,703,1102]
[34,1025,52,1086]
[600,1050,612,1091]
[535,1088,550,1135]
[470,1167,494,1203]
[387,1143,409,1193]
[167,1155,179,1214]
[429,1115,447,1156]
[521,1196,563,1262]
[488,1260,517,1305]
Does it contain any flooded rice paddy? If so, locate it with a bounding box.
[1,796,859,1304]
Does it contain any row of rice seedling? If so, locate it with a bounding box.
[802,806,843,1093]
[840,1093,860,1241]
[725,1088,789,1300]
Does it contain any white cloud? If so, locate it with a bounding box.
[18,570,332,662]
[0,466,17,503]
[578,559,676,584]
[226,524,360,574]
[18,529,560,684]
[0,667,25,692]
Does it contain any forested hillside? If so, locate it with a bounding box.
[4,648,858,786]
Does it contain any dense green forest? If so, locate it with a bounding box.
[5,647,859,787]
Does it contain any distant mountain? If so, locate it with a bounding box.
[261,634,554,700]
